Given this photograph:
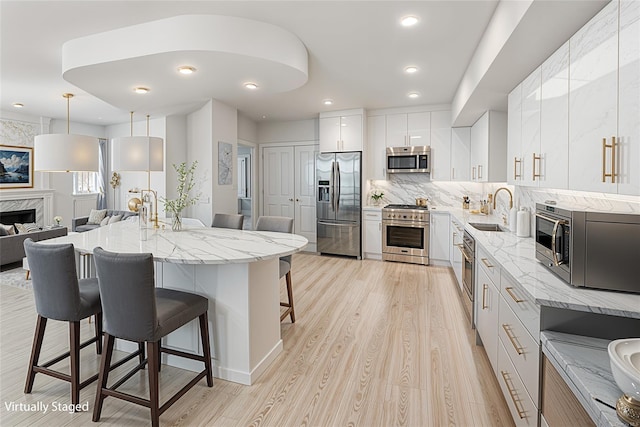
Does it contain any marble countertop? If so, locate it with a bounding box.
[43,220,308,265]
[541,331,625,427]
[437,207,640,320]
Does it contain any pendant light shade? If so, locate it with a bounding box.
[111,136,163,171]
[34,134,99,172]
[34,93,99,172]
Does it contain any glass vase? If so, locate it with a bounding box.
[171,211,182,232]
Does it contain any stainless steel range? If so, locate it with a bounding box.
[382,204,430,265]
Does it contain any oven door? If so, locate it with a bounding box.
[460,244,474,326]
[382,220,428,257]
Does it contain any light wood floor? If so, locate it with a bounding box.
[0,253,514,426]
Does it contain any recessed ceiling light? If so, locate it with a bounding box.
[12,103,24,108]
[408,92,420,99]
[401,16,419,27]
[244,82,258,90]
[134,87,150,94]
[178,66,196,75]
[404,66,418,74]
[262,115,267,119]
[323,99,334,106]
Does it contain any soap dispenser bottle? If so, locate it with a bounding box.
[509,205,518,232]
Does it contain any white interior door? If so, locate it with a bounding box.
[262,146,294,217]
[294,145,317,243]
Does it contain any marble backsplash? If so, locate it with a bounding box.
[366,175,640,235]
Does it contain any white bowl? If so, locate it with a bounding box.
[608,338,640,400]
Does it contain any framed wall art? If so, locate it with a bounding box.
[218,141,233,185]
[0,145,33,189]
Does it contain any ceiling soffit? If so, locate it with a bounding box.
[62,14,308,115]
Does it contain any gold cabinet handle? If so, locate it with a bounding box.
[482,284,488,309]
[502,324,524,355]
[514,157,522,180]
[505,287,524,303]
[481,258,494,268]
[532,153,541,180]
[500,371,527,419]
[603,137,617,183]
[452,167,455,179]
[478,164,483,179]
[472,166,476,180]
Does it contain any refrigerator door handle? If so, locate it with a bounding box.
[330,161,336,212]
[335,161,341,213]
[318,221,357,227]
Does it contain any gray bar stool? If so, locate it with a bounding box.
[92,247,213,427]
[256,216,296,323]
[211,213,244,229]
[23,238,103,406]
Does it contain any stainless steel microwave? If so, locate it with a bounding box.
[535,203,640,294]
[386,146,430,173]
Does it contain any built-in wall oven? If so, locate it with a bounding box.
[382,204,429,265]
[460,230,475,327]
[535,203,640,294]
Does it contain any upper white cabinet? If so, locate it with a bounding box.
[366,115,386,180]
[319,109,364,153]
[430,111,452,181]
[451,127,471,181]
[568,0,639,195]
[386,112,430,147]
[618,0,640,196]
[470,111,507,182]
[508,46,570,190]
[540,41,570,190]
[507,84,522,185]
[520,67,542,187]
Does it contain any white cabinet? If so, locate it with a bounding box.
[262,144,317,244]
[520,67,542,187]
[451,127,471,181]
[569,0,639,195]
[470,111,507,182]
[540,41,570,190]
[366,115,386,180]
[386,112,430,147]
[450,217,464,291]
[319,109,364,152]
[618,0,640,196]
[429,211,450,263]
[476,255,500,374]
[430,111,452,181]
[507,84,522,185]
[508,44,570,190]
[363,208,382,259]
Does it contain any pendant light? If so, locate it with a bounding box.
[111,112,164,228]
[34,93,99,172]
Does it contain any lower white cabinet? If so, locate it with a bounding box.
[474,241,541,427]
[363,208,382,259]
[476,261,500,375]
[429,211,450,262]
[498,340,539,426]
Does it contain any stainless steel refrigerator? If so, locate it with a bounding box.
[316,151,361,259]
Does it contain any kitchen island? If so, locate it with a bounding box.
[43,220,308,385]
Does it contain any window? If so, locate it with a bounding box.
[73,171,99,195]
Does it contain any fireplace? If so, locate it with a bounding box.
[0,209,36,228]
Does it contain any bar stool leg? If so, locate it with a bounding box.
[199,312,213,387]
[94,312,103,354]
[24,315,47,393]
[69,321,81,406]
[147,341,160,427]
[286,271,295,323]
[93,334,115,422]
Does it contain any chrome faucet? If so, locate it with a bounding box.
[493,187,513,209]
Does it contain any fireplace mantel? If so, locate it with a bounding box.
[0,189,54,226]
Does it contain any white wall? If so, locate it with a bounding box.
[165,115,188,202]
[257,118,318,143]
[187,101,213,224]
[238,113,258,143]
[211,99,238,217]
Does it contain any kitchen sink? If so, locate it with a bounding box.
[468,222,506,232]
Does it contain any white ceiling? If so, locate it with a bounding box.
[1,1,608,127]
